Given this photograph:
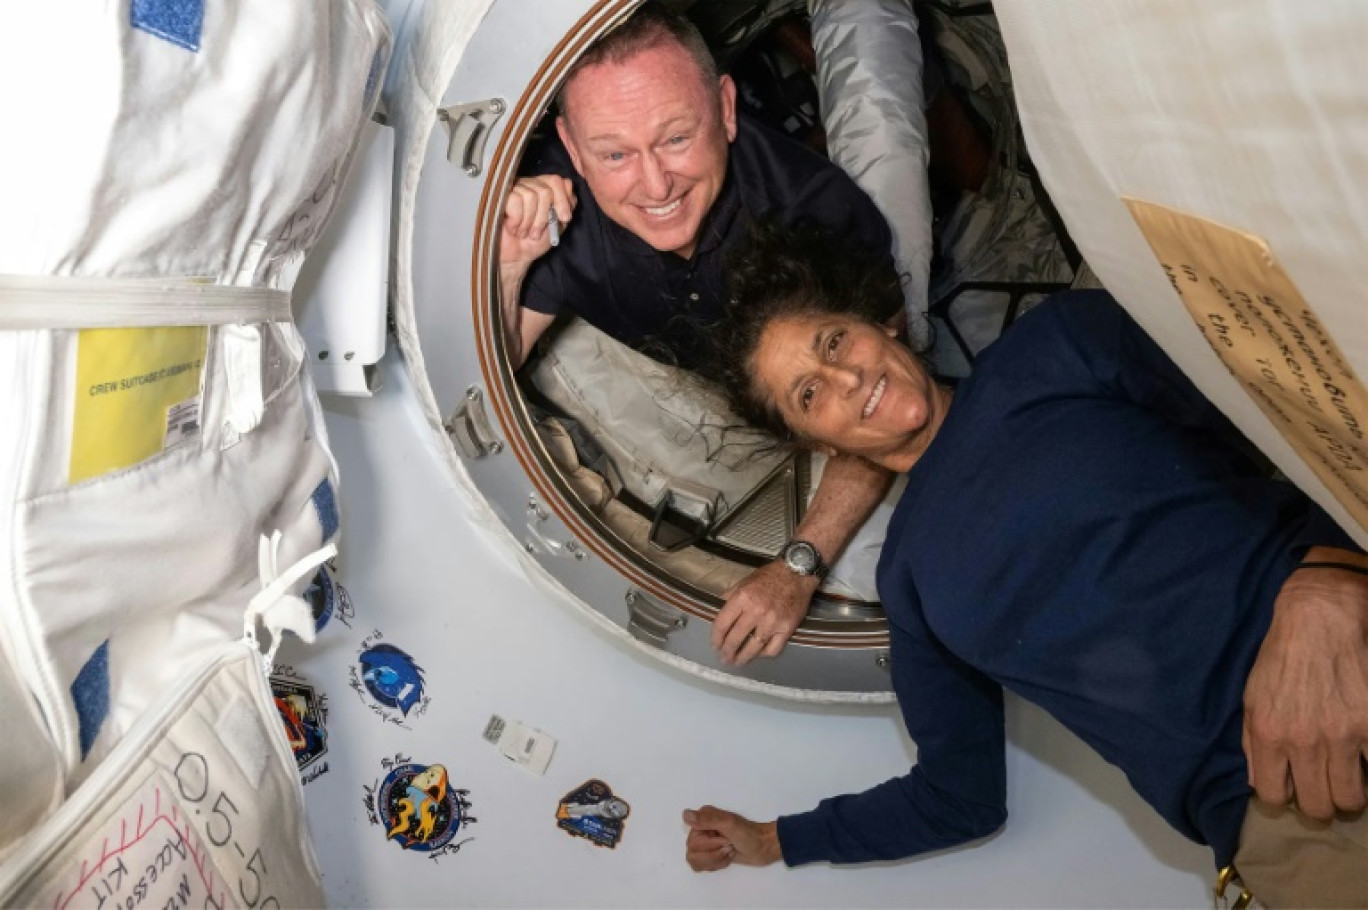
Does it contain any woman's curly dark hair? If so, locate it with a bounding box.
[706,218,906,441]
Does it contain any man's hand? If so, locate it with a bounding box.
[1242,549,1368,820]
[499,175,576,267]
[683,806,782,872]
[498,176,575,367]
[712,561,817,665]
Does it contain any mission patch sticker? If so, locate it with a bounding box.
[555,779,630,849]
[363,754,475,861]
[348,630,429,727]
[269,668,329,785]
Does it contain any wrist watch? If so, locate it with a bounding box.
[780,539,829,580]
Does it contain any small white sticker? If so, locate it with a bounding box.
[483,715,555,776]
[164,397,201,449]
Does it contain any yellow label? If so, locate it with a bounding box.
[1124,198,1368,532]
[70,326,208,483]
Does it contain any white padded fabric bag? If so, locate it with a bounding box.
[0,0,390,861]
[0,642,325,909]
[994,0,1368,546]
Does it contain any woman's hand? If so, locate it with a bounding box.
[713,562,814,665]
[683,806,783,871]
[1242,548,1368,819]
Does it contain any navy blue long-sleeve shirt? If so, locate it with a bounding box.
[777,291,1358,869]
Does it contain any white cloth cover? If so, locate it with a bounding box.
[993,0,1368,546]
[387,0,496,430]
[808,454,907,602]
[810,0,934,350]
[529,319,788,522]
[0,0,390,860]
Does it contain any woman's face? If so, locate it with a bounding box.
[750,313,949,471]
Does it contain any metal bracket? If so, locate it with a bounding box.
[625,589,687,649]
[436,98,506,177]
[523,495,587,560]
[445,386,503,459]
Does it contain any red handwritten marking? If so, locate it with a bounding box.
[182,822,223,910]
[50,787,230,910]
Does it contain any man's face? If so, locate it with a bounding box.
[556,41,737,260]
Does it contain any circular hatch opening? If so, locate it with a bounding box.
[470,1,891,653]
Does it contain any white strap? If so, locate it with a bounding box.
[245,531,338,665]
[0,274,291,329]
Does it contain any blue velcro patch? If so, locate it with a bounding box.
[131,0,204,52]
[312,478,340,541]
[72,641,111,760]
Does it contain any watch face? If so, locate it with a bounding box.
[786,542,818,573]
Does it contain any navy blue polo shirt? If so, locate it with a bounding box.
[776,291,1360,870]
[520,116,894,370]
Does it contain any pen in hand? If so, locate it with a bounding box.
[548,208,561,247]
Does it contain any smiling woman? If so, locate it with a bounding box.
[711,220,951,471]
[705,220,941,465]
[687,223,1368,905]
[751,314,951,469]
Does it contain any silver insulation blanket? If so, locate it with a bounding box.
[810,0,934,349]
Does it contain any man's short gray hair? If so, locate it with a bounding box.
[556,2,721,121]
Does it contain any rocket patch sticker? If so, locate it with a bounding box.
[348,630,429,727]
[556,779,630,849]
[364,754,475,860]
[270,669,329,785]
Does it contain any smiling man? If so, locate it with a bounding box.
[497,2,900,664]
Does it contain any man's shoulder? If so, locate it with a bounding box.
[731,117,891,255]
[731,116,857,206]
